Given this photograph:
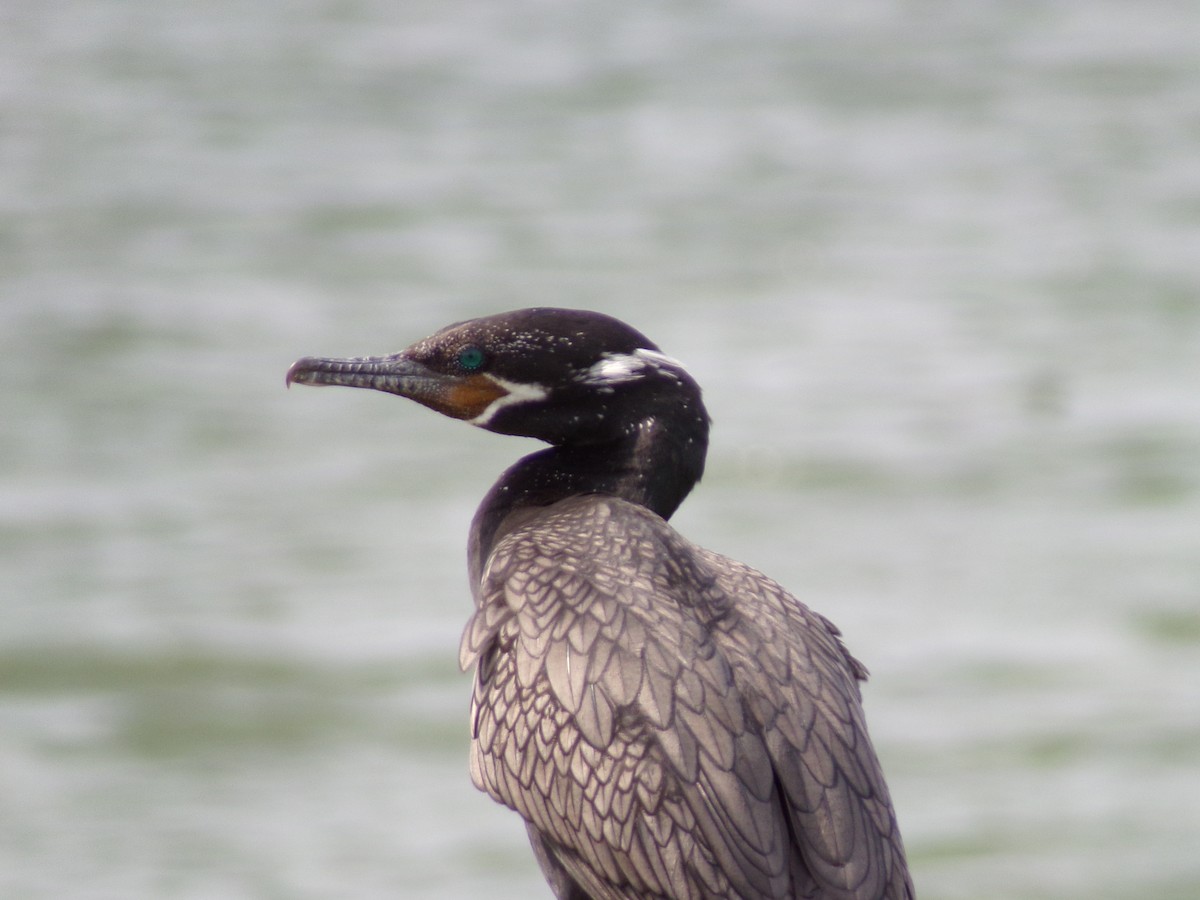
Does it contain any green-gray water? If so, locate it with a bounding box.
[3,2,1198,897]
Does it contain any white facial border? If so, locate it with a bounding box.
[468,376,550,427]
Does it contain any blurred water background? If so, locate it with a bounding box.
[3,1,1199,897]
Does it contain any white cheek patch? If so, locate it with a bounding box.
[468,376,549,426]
[584,348,688,386]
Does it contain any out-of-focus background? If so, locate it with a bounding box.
[3,1,1198,897]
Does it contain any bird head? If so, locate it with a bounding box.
[287,307,707,448]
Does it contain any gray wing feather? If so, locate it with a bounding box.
[700,549,911,898]
[460,495,912,899]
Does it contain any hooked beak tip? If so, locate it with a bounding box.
[284,358,311,389]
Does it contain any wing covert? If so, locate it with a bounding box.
[461,495,912,899]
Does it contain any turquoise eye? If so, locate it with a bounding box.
[457,346,486,372]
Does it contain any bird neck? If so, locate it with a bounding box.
[467,412,708,588]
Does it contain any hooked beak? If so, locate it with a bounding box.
[286,353,508,421]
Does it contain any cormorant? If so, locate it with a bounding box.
[287,308,913,899]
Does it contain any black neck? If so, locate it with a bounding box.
[467,413,708,588]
